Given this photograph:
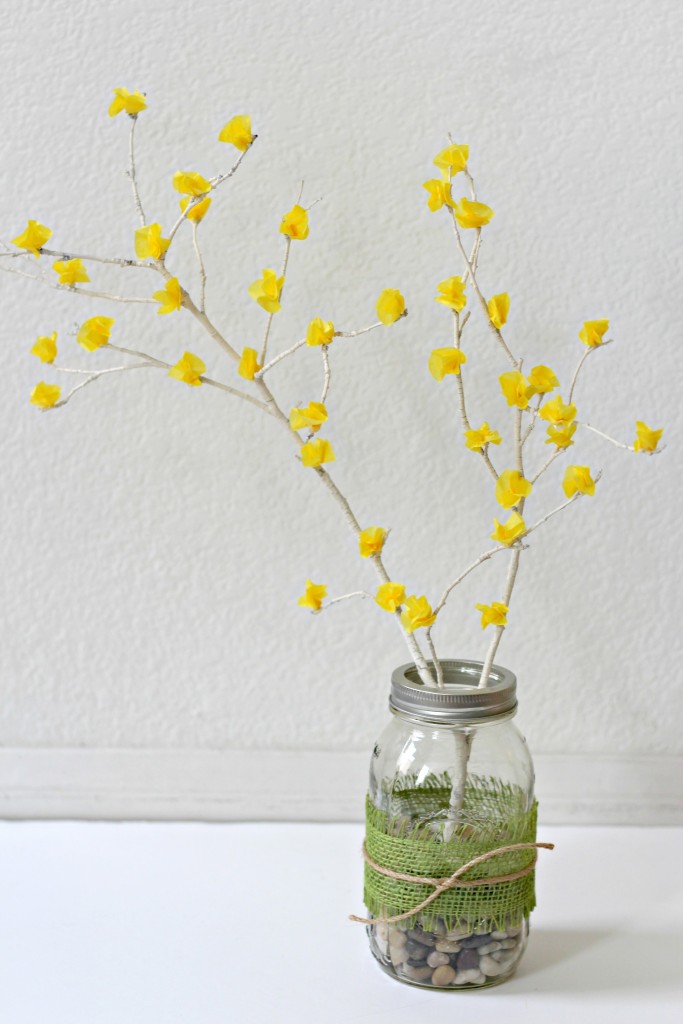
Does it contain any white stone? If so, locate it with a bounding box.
[479,955,504,977]
[477,941,502,955]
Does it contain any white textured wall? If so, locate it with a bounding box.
[1,0,682,815]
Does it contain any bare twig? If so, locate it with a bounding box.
[128,115,146,226]
[320,345,331,404]
[192,222,207,314]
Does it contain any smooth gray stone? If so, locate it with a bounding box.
[426,951,450,968]
[456,948,480,971]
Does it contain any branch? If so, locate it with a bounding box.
[576,421,635,452]
[167,140,257,240]
[256,320,385,379]
[1,246,154,270]
[568,340,612,405]
[451,310,499,483]
[320,345,331,404]
[191,222,207,314]
[0,261,155,304]
[320,591,372,609]
[127,115,146,226]
[259,236,291,366]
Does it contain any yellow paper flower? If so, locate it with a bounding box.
[633,421,663,453]
[435,276,467,313]
[280,204,309,240]
[499,371,533,409]
[152,277,182,315]
[428,347,467,381]
[545,423,577,449]
[289,402,328,431]
[539,394,577,426]
[465,422,502,450]
[134,223,170,261]
[248,269,284,314]
[487,293,510,329]
[172,171,211,196]
[475,601,508,629]
[218,115,254,151]
[12,220,52,258]
[400,595,437,633]
[306,318,335,347]
[179,196,212,223]
[491,512,527,546]
[433,143,469,178]
[495,470,533,509]
[108,87,147,118]
[376,582,406,613]
[168,352,206,387]
[301,438,335,468]
[579,319,609,348]
[52,258,89,286]
[77,316,114,352]
[298,579,326,611]
[30,382,61,408]
[528,365,559,394]
[453,197,494,229]
[30,332,58,364]
[563,465,596,498]
[422,179,455,212]
[376,289,406,325]
[238,347,262,380]
[359,527,387,558]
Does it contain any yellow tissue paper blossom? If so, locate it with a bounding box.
[168,352,206,387]
[301,438,335,468]
[248,269,284,314]
[298,579,326,611]
[465,422,502,450]
[539,394,577,427]
[495,470,533,509]
[77,316,114,352]
[435,276,467,312]
[528,365,559,394]
[545,423,577,449]
[633,421,663,453]
[30,332,58,364]
[12,220,52,258]
[563,465,596,498]
[30,382,61,408]
[376,289,406,325]
[134,223,170,260]
[52,258,89,286]
[487,293,510,329]
[172,171,211,196]
[433,143,469,178]
[422,179,455,212]
[579,319,609,348]
[152,277,182,315]
[218,114,254,151]
[237,347,262,380]
[108,87,147,118]
[400,595,437,633]
[475,602,508,629]
[289,401,328,431]
[376,582,406,613]
[179,196,212,223]
[453,197,494,229]
[280,204,309,240]
[359,527,387,558]
[491,512,527,546]
[428,347,467,381]
[306,318,335,347]
[499,371,533,409]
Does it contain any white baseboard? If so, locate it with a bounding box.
[0,748,680,824]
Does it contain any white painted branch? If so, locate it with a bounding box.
[127,115,146,227]
[192,222,207,314]
[259,236,292,366]
[577,421,634,452]
[0,261,155,304]
[568,340,612,405]
[320,345,331,404]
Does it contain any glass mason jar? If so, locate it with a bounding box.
[365,659,535,990]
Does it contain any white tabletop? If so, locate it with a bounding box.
[0,821,681,1023]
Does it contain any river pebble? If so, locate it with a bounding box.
[431,965,457,986]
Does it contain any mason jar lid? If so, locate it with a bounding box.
[390,659,517,724]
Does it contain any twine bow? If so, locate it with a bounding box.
[349,840,554,925]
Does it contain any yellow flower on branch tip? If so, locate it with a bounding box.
[528,365,559,394]
[172,171,211,197]
[218,115,254,151]
[52,258,89,286]
[30,332,58,364]
[400,595,437,633]
[289,401,328,431]
[465,422,502,450]
[30,382,61,408]
[179,196,212,223]
[563,465,596,498]
[108,87,147,118]
[453,197,494,229]
[12,220,52,257]
[633,421,663,453]
[491,512,527,546]
[579,319,609,348]
[134,223,170,261]
[248,269,284,314]
[539,394,576,426]
[306,318,335,347]
[359,527,387,558]
[475,602,508,630]
[168,352,206,387]
[433,143,469,178]
[435,276,467,313]
[237,347,262,380]
[495,470,533,509]
[487,293,510,329]
[152,277,182,315]
[301,438,335,468]
[376,289,406,325]
[298,579,326,611]
[77,316,114,352]
[499,371,533,409]
[376,582,406,613]
[422,179,455,212]
[429,347,467,381]
[545,423,577,449]
[280,204,309,240]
